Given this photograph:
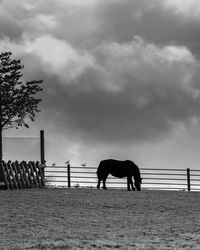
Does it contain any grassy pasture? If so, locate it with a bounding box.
[0,188,200,249]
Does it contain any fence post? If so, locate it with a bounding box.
[40,130,45,178]
[187,168,191,191]
[67,163,71,188]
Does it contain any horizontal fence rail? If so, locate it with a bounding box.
[45,165,200,191]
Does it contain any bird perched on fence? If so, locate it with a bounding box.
[81,163,87,167]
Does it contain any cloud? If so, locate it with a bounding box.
[93,37,197,93]
[163,0,200,20]
[1,0,199,56]
[24,35,95,82]
[0,34,95,83]
[2,30,199,145]
[38,37,200,146]
[56,0,99,8]
[0,5,22,39]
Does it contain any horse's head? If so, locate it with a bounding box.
[135,177,143,191]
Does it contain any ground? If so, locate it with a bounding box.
[0,188,200,249]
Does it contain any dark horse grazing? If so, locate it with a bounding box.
[97,159,142,191]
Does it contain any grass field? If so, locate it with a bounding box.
[0,188,200,249]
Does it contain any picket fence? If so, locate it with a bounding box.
[0,161,45,190]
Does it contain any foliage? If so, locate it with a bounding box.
[0,51,43,130]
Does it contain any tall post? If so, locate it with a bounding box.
[40,130,45,177]
[67,163,71,188]
[0,76,2,162]
[187,168,191,192]
[0,127,2,162]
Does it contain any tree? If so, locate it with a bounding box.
[0,52,43,161]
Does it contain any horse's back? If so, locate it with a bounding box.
[97,159,117,176]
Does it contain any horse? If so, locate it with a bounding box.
[97,159,142,191]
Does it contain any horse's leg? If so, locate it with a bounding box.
[130,177,135,191]
[102,176,108,190]
[97,178,101,189]
[127,177,131,191]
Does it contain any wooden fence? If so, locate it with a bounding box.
[0,161,45,190]
[45,164,200,191]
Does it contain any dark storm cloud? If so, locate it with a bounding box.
[37,37,200,145]
[135,7,200,59]
[91,0,200,59]
[0,5,22,39]
[1,0,200,147]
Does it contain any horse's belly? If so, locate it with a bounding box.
[111,172,127,178]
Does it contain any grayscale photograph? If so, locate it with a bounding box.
[0,0,200,249]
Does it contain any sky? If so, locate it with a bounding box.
[1,0,200,169]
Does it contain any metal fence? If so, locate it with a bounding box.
[2,130,45,163]
[2,137,40,162]
[45,164,200,191]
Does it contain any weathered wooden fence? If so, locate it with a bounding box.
[45,164,200,191]
[0,161,45,190]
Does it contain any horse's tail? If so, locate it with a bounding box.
[96,161,102,177]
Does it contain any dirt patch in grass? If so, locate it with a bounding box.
[0,188,200,249]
